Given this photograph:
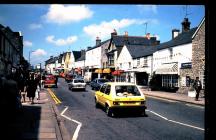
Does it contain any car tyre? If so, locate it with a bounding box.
[95,98,100,108]
[141,110,148,117]
[105,105,114,117]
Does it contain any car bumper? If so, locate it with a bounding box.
[110,105,147,112]
[44,84,56,87]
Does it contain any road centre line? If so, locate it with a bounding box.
[146,109,204,131]
[61,106,82,140]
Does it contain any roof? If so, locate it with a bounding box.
[192,17,205,39]
[106,82,136,86]
[45,56,58,65]
[157,27,198,51]
[112,35,158,46]
[76,53,85,61]
[72,51,81,61]
[126,45,157,59]
[86,39,111,51]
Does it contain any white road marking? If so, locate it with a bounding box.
[168,119,205,131]
[146,109,168,120]
[146,109,204,131]
[61,106,82,140]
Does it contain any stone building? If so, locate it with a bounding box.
[0,24,23,75]
[179,17,205,94]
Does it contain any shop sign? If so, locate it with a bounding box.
[181,62,192,69]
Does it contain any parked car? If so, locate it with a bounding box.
[95,82,147,117]
[44,74,57,88]
[90,78,110,90]
[68,78,86,91]
[65,73,74,83]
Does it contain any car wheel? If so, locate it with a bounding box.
[105,105,114,117]
[141,110,148,117]
[95,98,100,108]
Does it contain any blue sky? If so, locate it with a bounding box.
[0,4,205,67]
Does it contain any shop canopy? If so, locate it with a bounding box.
[155,63,178,75]
[95,68,103,74]
[112,70,124,76]
[102,68,111,73]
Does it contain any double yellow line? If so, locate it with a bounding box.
[47,88,62,104]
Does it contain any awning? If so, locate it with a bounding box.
[155,63,178,74]
[103,68,111,73]
[112,70,124,76]
[95,68,103,73]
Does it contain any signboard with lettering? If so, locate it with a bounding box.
[181,62,192,69]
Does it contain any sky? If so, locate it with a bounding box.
[0,4,205,68]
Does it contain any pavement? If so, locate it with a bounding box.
[2,88,69,140]
[139,86,205,106]
[3,86,204,140]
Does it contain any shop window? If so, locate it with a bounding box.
[162,75,178,88]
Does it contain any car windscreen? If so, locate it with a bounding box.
[115,85,141,96]
[74,80,84,83]
[98,79,109,83]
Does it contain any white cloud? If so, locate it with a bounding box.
[43,4,93,25]
[83,18,158,40]
[46,35,78,46]
[29,23,43,29]
[32,49,47,56]
[23,40,33,47]
[137,5,158,14]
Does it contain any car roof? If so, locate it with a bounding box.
[73,78,84,80]
[105,82,136,86]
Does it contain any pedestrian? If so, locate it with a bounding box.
[4,74,22,113]
[26,73,37,104]
[18,73,27,103]
[193,77,202,101]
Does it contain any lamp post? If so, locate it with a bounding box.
[29,50,35,68]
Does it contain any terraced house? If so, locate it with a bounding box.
[0,24,23,75]
[152,17,205,93]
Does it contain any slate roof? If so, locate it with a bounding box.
[45,56,58,65]
[76,53,85,61]
[157,27,198,51]
[112,35,158,47]
[87,39,111,51]
[72,51,81,61]
[126,45,157,59]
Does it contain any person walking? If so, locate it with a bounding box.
[26,73,37,104]
[193,77,202,101]
[18,73,27,103]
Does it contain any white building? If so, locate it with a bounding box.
[153,18,197,91]
[85,37,110,80]
[117,44,156,85]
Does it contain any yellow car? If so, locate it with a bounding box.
[95,82,147,117]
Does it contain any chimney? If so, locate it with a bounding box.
[124,31,128,36]
[96,36,101,46]
[181,18,191,32]
[172,29,180,39]
[50,56,53,59]
[81,49,85,56]
[145,33,151,40]
[87,46,92,50]
[111,29,117,37]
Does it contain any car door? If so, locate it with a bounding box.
[97,84,107,106]
[103,85,111,105]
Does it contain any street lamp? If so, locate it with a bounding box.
[29,50,35,67]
